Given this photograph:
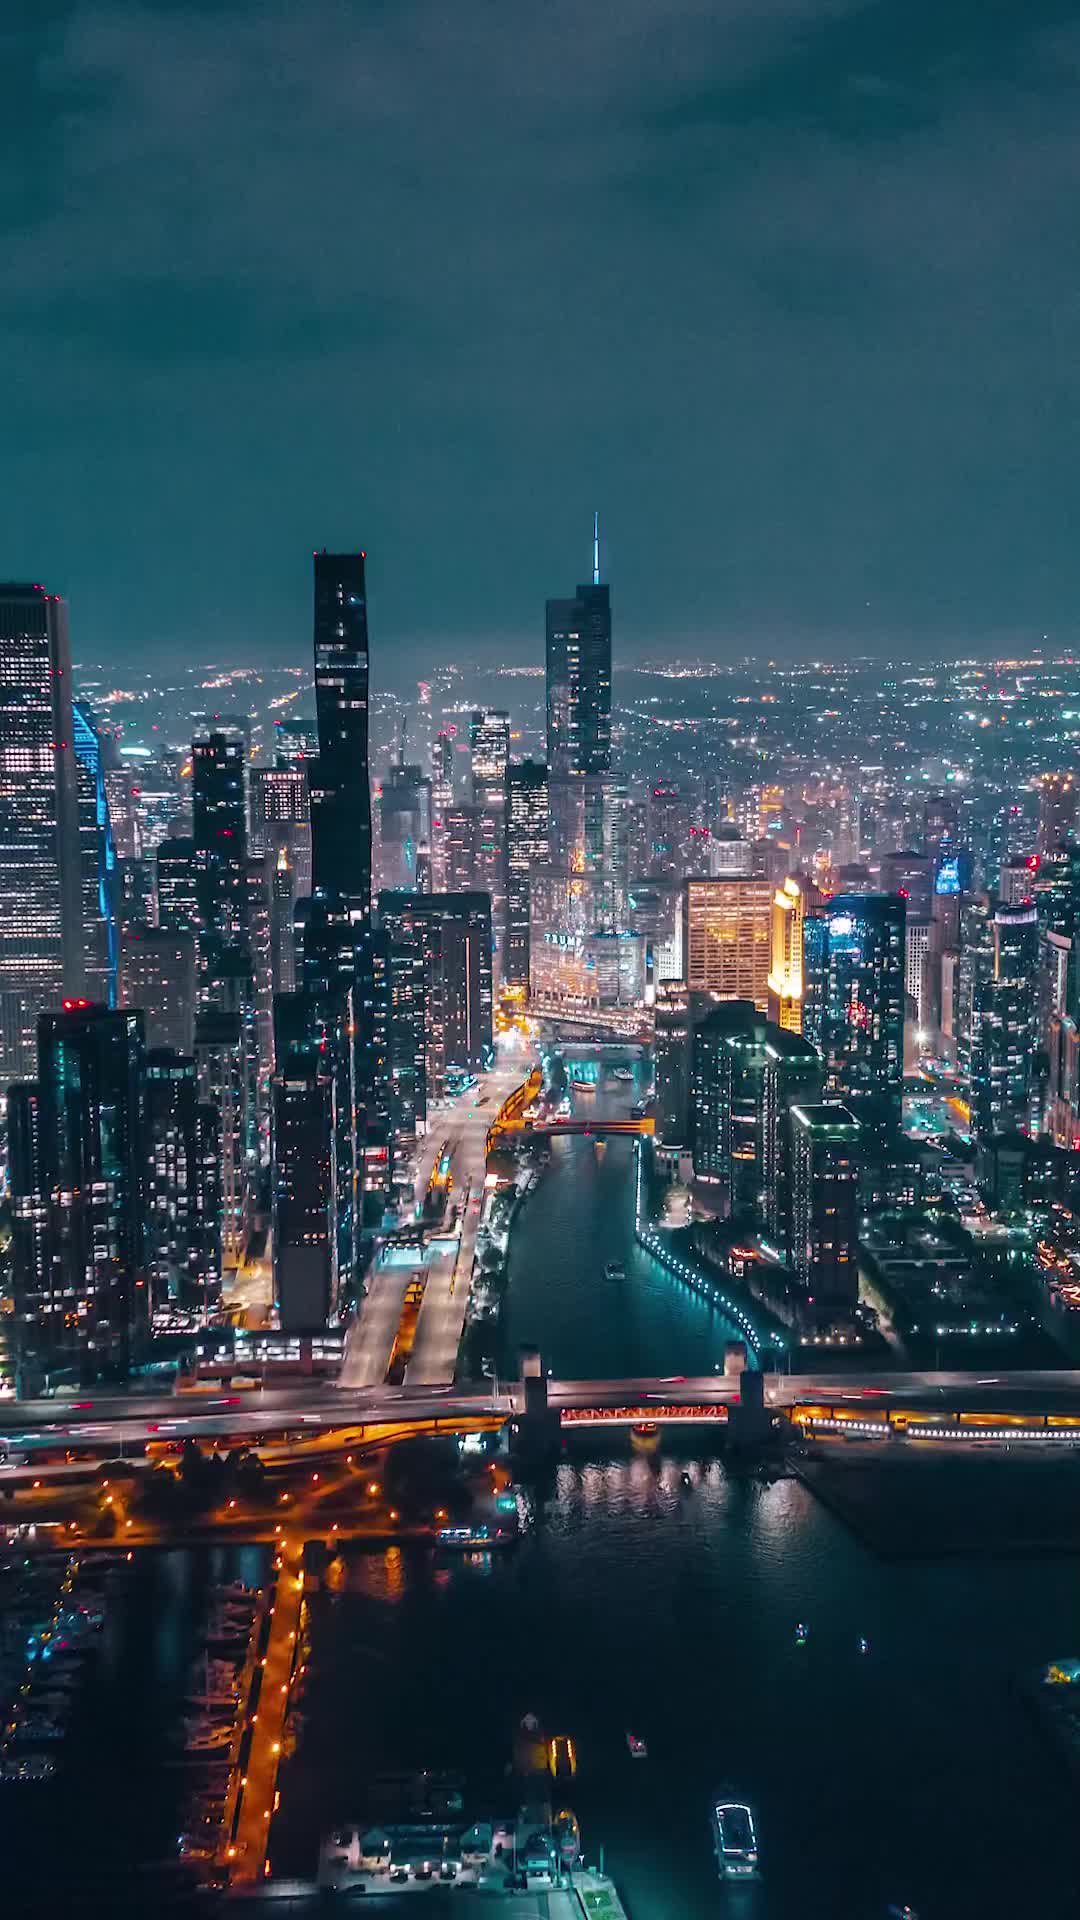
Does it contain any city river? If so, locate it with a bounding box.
[3,1059,1079,1916]
[270,1062,1080,1916]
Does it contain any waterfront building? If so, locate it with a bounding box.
[824,893,906,1163]
[761,1030,827,1244]
[119,923,197,1054]
[11,1002,147,1381]
[683,877,774,1009]
[0,583,82,1078]
[546,523,611,877]
[310,549,372,924]
[789,1104,861,1312]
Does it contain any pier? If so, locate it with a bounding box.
[221,1541,306,1885]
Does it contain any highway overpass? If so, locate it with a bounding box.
[7,1371,1080,1459]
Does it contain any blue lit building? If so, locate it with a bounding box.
[72,702,118,1008]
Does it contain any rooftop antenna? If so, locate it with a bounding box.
[592,510,601,587]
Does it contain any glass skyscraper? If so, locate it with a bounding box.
[0,584,82,1079]
[824,893,906,1160]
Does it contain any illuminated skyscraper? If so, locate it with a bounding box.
[310,550,371,922]
[72,702,118,1010]
[767,877,806,1033]
[1037,771,1077,857]
[156,837,201,933]
[506,760,550,988]
[824,893,906,1160]
[470,708,510,805]
[144,1048,221,1315]
[546,522,611,876]
[0,584,83,1078]
[546,525,611,779]
[789,1105,861,1311]
[120,924,197,1054]
[13,1002,147,1381]
[971,902,1039,1141]
[683,878,774,1009]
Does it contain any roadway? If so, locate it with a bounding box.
[9,1372,1080,1456]
[338,1044,528,1389]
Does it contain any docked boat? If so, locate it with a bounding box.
[604,1260,626,1281]
[626,1731,648,1760]
[0,1753,56,1783]
[554,1807,581,1865]
[6,1711,68,1743]
[712,1799,760,1879]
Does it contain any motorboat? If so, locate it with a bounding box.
[554,1807,581,1864]
[712,1799,759,1879]
[625,1732,648,1760]
[604,1260,626,1282]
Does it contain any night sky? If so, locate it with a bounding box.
[7,0,1080,667]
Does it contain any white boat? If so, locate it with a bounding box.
[625,1731,647,1760]
[712,1799,759,1879]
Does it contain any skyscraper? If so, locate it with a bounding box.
[1037,771,1077,857]
[144,1048,221,1315]
[12,1002,147,1381]
[546,523,611,877]
[378,892,493,1096]
[192,729,249,992]
[971,902,1039,1141]
[310,550,371,922]
[767,876,806,1033]
[156,836,201,933]
[546,529,612,778]
[824,893,906,1161]
[505,760,550,988]
[470,708,510,805]
[272,1053,335,1331]
[72,702,118,1009]
[0,584,83,1078]
[120,924,197,1054]
[683,877,774,1008]
[789,1105,861,1313]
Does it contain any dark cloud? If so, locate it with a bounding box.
[4,0,1080,668]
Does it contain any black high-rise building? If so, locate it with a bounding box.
[192,730,249,994]
[11,1002,147,1381]
[310,550,371,922]
[546,527,612,778]
[144,1048,221,1315]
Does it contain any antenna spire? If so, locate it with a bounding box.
[592,510,600,586]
